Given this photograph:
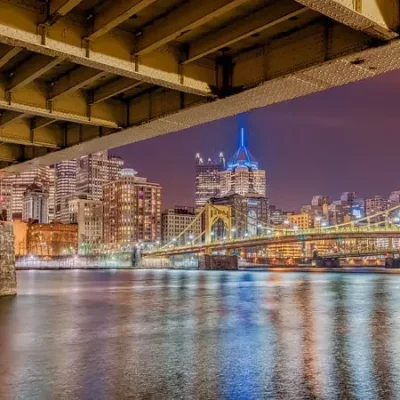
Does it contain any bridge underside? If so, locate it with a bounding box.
[0,0,398,172]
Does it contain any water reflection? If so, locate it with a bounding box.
[1,271,400,399]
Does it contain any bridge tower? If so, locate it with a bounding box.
[205,204,232,243]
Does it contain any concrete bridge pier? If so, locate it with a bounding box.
[316,257,340,268]
[199,255,238,270]
[0,223,16,296]
[385,257,400,268]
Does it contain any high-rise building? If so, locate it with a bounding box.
[366,196,388,216]
[0,177,12,221]
[219,128,266,197]
[210,193,268,238]
[6,166,51,220]
[311,195,330,207]
[339,192,365,220]
[161,206,201,246]
[301,195,331,227]
[195,152,225,209]
[341,192,357,203]
[55,160,77,224]
[389,190,400,206]
[269,205,285,225]
[328,201,351,225]
[351,197,365,219]
[76,151,123,201]
[69,199,103,252]
[103,169,161,249]
[48,167,55,222]
[287,213,312,230]
[22,183,49,223]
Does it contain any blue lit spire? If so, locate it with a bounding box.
[226,127,258,171]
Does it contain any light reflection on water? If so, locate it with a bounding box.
[1,270,400,399]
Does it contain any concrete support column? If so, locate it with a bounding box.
[0,222,16,296]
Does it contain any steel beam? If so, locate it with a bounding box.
[0,94,119,128]
[9,55,64,92]
[50,67,106,100]
[5,34,400,173]
[135,0,250,55]
[0,1,213,96]
[295,0,399,40]
[0,135,60,149]
[31,117,57,131]
[183,2,308,64]
[0,143,22,162]
[47,0,83,25]
[87,0,156,41]
[0,111,26,127]
[0,45,22,69]
[91,78,142,104]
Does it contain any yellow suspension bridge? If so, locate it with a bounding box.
[143,204,400,258]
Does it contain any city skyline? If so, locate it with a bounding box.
[114,69,400,211]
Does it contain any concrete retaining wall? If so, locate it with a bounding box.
[0,222,16,296]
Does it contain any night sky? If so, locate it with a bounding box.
[113,69,400,212]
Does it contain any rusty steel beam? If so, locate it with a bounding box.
[295,0,399,40]
[0,95,119,128]
[50,67,106,100]
[0,135,60,149]
[0,1,213,97]
[0,45,22,69]
[9,55,64,92]
[135,0,250,55]
[91,78,142,104]
[46,0,83,25]
[183,1,308,64]
[0,111,27,127]
[0,143,23,162]
[31,117,57,131]
[86,0,156,41]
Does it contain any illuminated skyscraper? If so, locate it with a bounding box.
[195,152,225,209]
[219,128,266,197]
[55,160,76,224]
[48,167,55,222]
[103,169,161,248]
[388,190,400,206]
[5,166,51,220]
[366,196,388,216]
[161,206,201,246]
[0,177,12,221]
[22,183,49,224]
[69,198,103,252]
[76,151,123,201]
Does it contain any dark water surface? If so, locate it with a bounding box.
[1,270,400,399]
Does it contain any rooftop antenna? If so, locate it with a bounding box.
[240,127,245,147]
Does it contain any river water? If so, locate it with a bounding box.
[1,270,400,399]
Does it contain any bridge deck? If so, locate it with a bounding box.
[144,228,400,257]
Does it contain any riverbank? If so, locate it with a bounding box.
[260,266,400,274]
[15,265,400,274]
